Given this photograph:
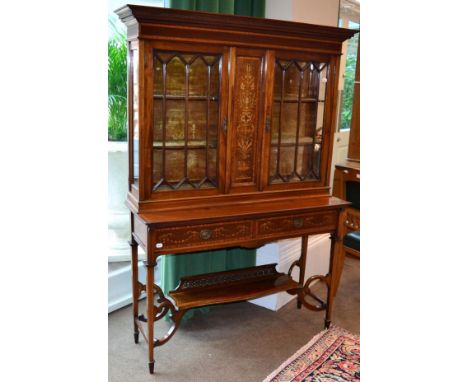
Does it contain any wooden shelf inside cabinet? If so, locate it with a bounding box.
[153,140,217,149]
[169,264,300,310]
[270,136,322,146]
[273,97,325,103]
[154,95,219,101]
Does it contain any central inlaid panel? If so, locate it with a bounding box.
[230,54,263,187]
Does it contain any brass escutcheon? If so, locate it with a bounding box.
[199,229,213,240]
[293,218,304,228]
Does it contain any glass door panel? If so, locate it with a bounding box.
[131,48,139,183]
[152,51,221,191]
[270,59,329,184]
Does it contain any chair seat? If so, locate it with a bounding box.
[344,230,360,251]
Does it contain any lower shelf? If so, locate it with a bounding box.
[169,264,301,310]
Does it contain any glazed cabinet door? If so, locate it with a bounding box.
[226,48,269,193]
[147,42,229,199]
[127,41,141,200]
[262,51,337,192]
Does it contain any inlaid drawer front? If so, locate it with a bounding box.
[256,211,337,238]
[155,221,253,250]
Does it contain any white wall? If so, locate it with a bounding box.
[251,235,331,311]
[266,0,339,26]
[265,0,293,21]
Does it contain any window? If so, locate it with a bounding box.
[108,0,164,263]
[338,0,360,131]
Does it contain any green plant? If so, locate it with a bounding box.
[108,20,127,141]
[339,33,359,131]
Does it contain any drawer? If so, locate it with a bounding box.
[155,220,253,251]
[256,211,337,239]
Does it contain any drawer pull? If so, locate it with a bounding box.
[293,218,304,228]
[199,229,213,240]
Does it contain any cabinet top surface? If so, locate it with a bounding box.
[115,4,357,43]
[137,196,349,225]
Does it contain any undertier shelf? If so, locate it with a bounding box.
[169,263,300,310]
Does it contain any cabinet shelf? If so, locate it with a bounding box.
[153,141,217,149]
[270,137,322,146]
[273,97,325,103]
[169,264,300,310]
[154,94,219,101]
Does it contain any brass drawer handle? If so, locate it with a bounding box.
[199,229,213,240]
[293,218,304,228]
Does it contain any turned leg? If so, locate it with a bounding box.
[297,235,308,309]
[130,237,139,344]
[146,259,155,374]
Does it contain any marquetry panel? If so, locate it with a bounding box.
[256,211,337,238]
[155,220,253,250]
[230,56,263,186]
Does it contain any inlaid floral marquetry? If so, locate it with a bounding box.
[231,57,262,185]
[257,212,337,237]
[156,221,253,249]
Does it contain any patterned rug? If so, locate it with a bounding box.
[263,326,360,382]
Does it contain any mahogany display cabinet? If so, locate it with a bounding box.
[116,4,357,375]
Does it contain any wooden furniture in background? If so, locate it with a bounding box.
[116,5,356,375]
[347,37,360,162]
[332,161,360,257]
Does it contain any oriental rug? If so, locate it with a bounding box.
[263,326,360,382]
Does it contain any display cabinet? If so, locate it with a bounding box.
[116,4,357,375]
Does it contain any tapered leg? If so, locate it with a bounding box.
[297,235,308,309]
[325,234,336,328]
[146,259,155,374]
[325,209,346,328]
[331,209,346,298]
[130,238,139,343]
